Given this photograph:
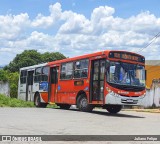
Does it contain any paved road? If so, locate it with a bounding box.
[0,107,160,135]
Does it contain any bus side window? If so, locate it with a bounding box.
[60,62,73,80]
[74,59,89,78]
[81,59,88,78]
[60,63,66,79]
[74,61,81,78]
[20,70,27,84]
[34,67,42,82]
[42,67,49,81]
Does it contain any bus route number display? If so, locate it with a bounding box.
[109,52,145,63]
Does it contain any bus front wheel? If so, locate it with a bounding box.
[105,105,122,114]
[78,96,93,112]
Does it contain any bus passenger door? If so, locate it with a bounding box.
[90,59,105,102]
[26,70,34,101]
[49,67,59,103]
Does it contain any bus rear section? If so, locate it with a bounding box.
[18,63,49,108]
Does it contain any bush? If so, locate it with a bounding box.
[0,70,19,98]
[0,94,34,107]
[0,70,8,82]
[8,72,19,98]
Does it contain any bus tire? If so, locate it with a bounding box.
[78,95,93,112]
[34,93,47,108]
[58,104,71,110]
[106,105,122,114]
[41,103,48,108]
[76,95,82,109]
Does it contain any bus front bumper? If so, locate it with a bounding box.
[105,93,145,106]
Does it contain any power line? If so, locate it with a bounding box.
[136,32,160,73]
[136,32,160,53]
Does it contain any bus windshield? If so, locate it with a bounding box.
[107,61,145,87]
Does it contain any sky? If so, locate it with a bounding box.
[0,0,160,66]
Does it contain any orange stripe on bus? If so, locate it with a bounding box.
[40,92,48,103]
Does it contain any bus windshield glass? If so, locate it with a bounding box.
[107,61,145,87]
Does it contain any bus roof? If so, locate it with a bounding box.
[20,63,47,71]
[48,50,144,66]
[48,50,107,66]
[19,50,145,70]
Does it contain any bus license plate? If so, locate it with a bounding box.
[126,99,133,103]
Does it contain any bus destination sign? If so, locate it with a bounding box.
[109,52,145,63]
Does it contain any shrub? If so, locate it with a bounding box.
[0,70,19,98]
[0,94,34,107]
[0,70,8,82]
[8,72,19,98]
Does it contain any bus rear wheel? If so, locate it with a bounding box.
[78,95,93,112]
[105,105,122,114]
[58,104,71,110]
[34,93,47,108]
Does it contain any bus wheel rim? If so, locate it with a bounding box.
[35,96,39,106]
[81,98,87,108]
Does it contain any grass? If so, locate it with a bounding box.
[0,94,35,107]
[123,108,160,113]
[0,94,58,108]
[47,104,59,108]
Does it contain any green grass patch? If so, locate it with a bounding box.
[0,94,35,107]
[123,108,160,113]
[47,103,59,108]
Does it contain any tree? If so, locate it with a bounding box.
[4,50,66,72]
[4,50,42,72]
[41,52,66,63]
[2,50,66,98]
[0,70,8,82]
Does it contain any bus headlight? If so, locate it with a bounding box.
[106,87,111,93]
[142,93,146,98]
[106,87,120,97]
[110,91,120,97]
[139,93,146,99]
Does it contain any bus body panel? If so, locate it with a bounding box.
[56,78,90,104]
[50,83,56,103]
[40,92,48,103]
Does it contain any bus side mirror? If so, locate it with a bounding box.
[145,70,147,80]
